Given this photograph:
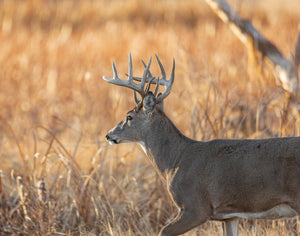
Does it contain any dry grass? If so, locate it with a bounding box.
[0,0,299,235]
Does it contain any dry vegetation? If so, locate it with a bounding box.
[0,0,299,235]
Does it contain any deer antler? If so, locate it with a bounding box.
[103,52,152,98]
[104,53,175,104]
[133,54,175,103]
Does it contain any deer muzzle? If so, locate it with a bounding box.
[105,133,119,145]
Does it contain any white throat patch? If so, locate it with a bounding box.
[139,141,147,154]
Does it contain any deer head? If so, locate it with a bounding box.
[103,53,175,145]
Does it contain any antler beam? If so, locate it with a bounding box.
[102,52,152,98]
[104,53,175,103]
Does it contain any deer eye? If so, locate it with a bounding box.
[126,115,133,121]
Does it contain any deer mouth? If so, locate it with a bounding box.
[105,134,119,145]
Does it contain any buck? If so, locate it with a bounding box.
[103,53,300,236]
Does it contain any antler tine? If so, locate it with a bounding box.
[132,56,153,103]
[131,55,175,102]
[141,56,152,92]
[102,60,120,83]
[130,57,157,85]
[155,54,166,80]
[132,56,170,86]
[156,58,175,103]
[141,59,154,78]
[112,61,118,79]
[133,57,153,105]
[102,53,148,97]
[153,78,160,96]
[128,52,133,82]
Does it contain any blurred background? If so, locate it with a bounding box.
[0,0,299,234]
[1,0,299,170]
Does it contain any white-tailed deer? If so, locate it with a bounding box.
[103,53,300,236]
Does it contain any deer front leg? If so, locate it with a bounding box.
[222,219,239,236]
[159,208,209,236]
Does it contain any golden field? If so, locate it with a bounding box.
[0,0,299,235]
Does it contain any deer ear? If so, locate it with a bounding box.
[143,93,156,112]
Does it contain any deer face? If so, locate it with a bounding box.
[105,109,146,145]
[105,92,161,144]
[103,53,174,145]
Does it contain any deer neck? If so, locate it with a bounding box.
[140,110,191,179]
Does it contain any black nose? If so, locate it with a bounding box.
[105,134,110,141]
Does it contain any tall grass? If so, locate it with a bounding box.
[0,0,299,235]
